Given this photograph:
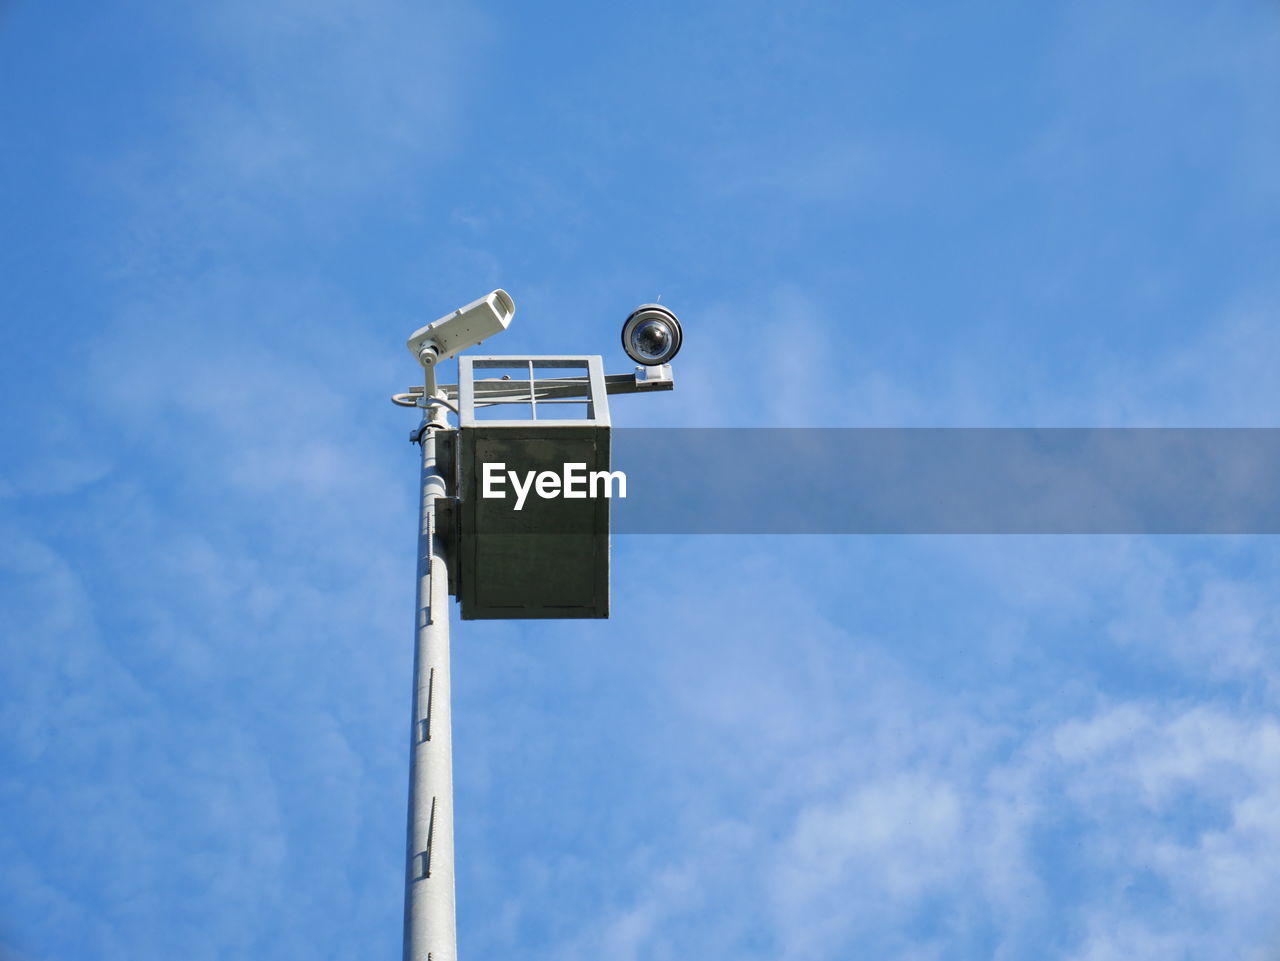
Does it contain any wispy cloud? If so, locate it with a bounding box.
[491,533,1280,960]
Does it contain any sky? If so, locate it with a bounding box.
[2,1,1280,959]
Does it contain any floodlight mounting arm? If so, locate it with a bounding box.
[419,356,440,402]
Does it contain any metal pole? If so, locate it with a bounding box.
[404,396,457,961]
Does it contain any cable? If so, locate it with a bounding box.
[391,394,459,415]
[423,397,461,415]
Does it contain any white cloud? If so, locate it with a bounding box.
[513,531,1280,960]
[556,691,1280,959]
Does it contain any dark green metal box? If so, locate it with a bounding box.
[455,357,612,620]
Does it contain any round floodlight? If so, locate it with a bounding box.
[621,304,683,366]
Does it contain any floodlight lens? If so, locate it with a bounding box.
[621,305,683,366]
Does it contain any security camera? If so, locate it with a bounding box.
[621,304,683,366]
[407,289,515,368]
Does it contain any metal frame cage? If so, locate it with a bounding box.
[458,356,611,428]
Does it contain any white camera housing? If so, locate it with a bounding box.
[407,289,515,368]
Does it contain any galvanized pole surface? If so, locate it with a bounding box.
[404,396,457,961]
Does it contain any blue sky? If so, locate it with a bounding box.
[3,1,1280,959]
